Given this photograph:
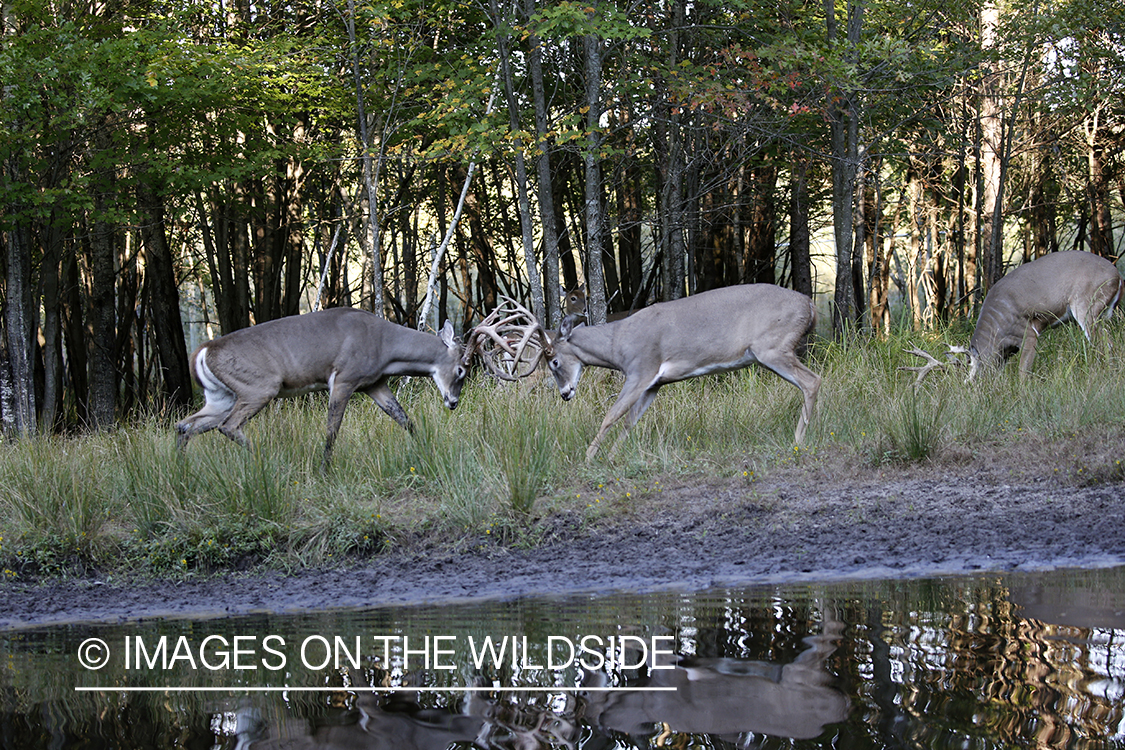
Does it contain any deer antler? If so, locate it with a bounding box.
[467,296,550,381]
[900,346,966,388]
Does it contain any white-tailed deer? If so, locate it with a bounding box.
[508,285,821,460]
[965,251,1122,379]
[906,251,1123,383]
[175,308,480,469]
[563,283,638,323]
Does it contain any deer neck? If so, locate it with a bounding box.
[568,323,624,371]
[383,327,449,377]
[969,298,1019,368]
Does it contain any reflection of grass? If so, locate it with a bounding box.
[2,319,1125,576]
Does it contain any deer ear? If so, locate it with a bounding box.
[439,319,457,349]
[559,313,584,340]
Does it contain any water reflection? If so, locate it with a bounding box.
[585,617,848,740]
[1,566,1123,749]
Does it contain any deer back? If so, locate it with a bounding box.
[558,284,816,375]
[970,251,1122,364]
[194,308,457,395]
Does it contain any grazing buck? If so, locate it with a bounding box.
[907,251,1122,383]
[175,308,479,469]
[967,251,1122,378]
[496,285,821,460]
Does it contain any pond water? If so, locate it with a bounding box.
[2,566,1123,749]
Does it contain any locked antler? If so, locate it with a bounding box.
[900,346,968,388]
[467,296,550,380]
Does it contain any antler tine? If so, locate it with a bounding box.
[466,304,519,357]
[499,327,545,379]
[468,296,550,381]
[899,346,953,388]
[504,297,555,378]
[478,349,522,381]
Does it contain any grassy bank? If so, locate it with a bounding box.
[2,320,1124,579]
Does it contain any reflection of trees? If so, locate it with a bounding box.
[5,573,1124,748]
[835,577,1125,749]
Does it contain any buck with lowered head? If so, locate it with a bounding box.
[175,307,479,469]
[964,251,1122,379]
[504,284,821,460]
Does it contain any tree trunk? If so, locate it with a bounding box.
[493,0,544,321]
[1084,108,1114,257]
[826,0,863,336]
[39,221,64,431]
[866,161,891,335]
[744,161,778,285]
[583,25,607,324]
[524,0,562,325]
[347,0,386,318]
[2,219,36,436]
[978,1,1004,290]
[617,162,644,310]
[88,166,118,430]
[789,157,813,299]
[137,178,192,411]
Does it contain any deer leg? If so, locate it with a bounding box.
[755,353,821,445]
[1018,321,1044,380]
[1062,296,1102,355]
[362,381,414,434]
[176,389,236,450]
[586,376,652,461]
[217,395,274,448]
[322,382,359,469]
[603,385,662,460]
[176,405,228,449]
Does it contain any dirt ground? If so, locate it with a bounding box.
[2,437,1123,630]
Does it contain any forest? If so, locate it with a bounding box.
[2,0,1124,437]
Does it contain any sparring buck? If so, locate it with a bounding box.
[497,285,821,460]
[905,251,1123,383]
[175,308,484,469]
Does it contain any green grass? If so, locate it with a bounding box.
[2,317,1124,578]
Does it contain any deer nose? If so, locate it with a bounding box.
[560,387,575,401]
[444,393,459,410]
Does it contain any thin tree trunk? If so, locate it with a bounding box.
[525,0,562,325]
[978,1,1004,290]
[88,159,118,430]
[137,178,192,411]
[39,221,63,431]
[0,0,35,436]
[789,157,813,299]
[493,0,544,322]
[417,90,500,330]
[826,0,863,336]
[3,220,36,436]
[347,0,385,317]
[583,25,607,324]
[1084,107,1114,257]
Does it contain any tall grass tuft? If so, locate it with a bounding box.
[874,386,948,462]
[0,436,116,570]
[479,388,558,515]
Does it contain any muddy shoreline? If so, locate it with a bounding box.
[3,446,1124,630]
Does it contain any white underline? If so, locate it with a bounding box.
[75,686,677,693]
